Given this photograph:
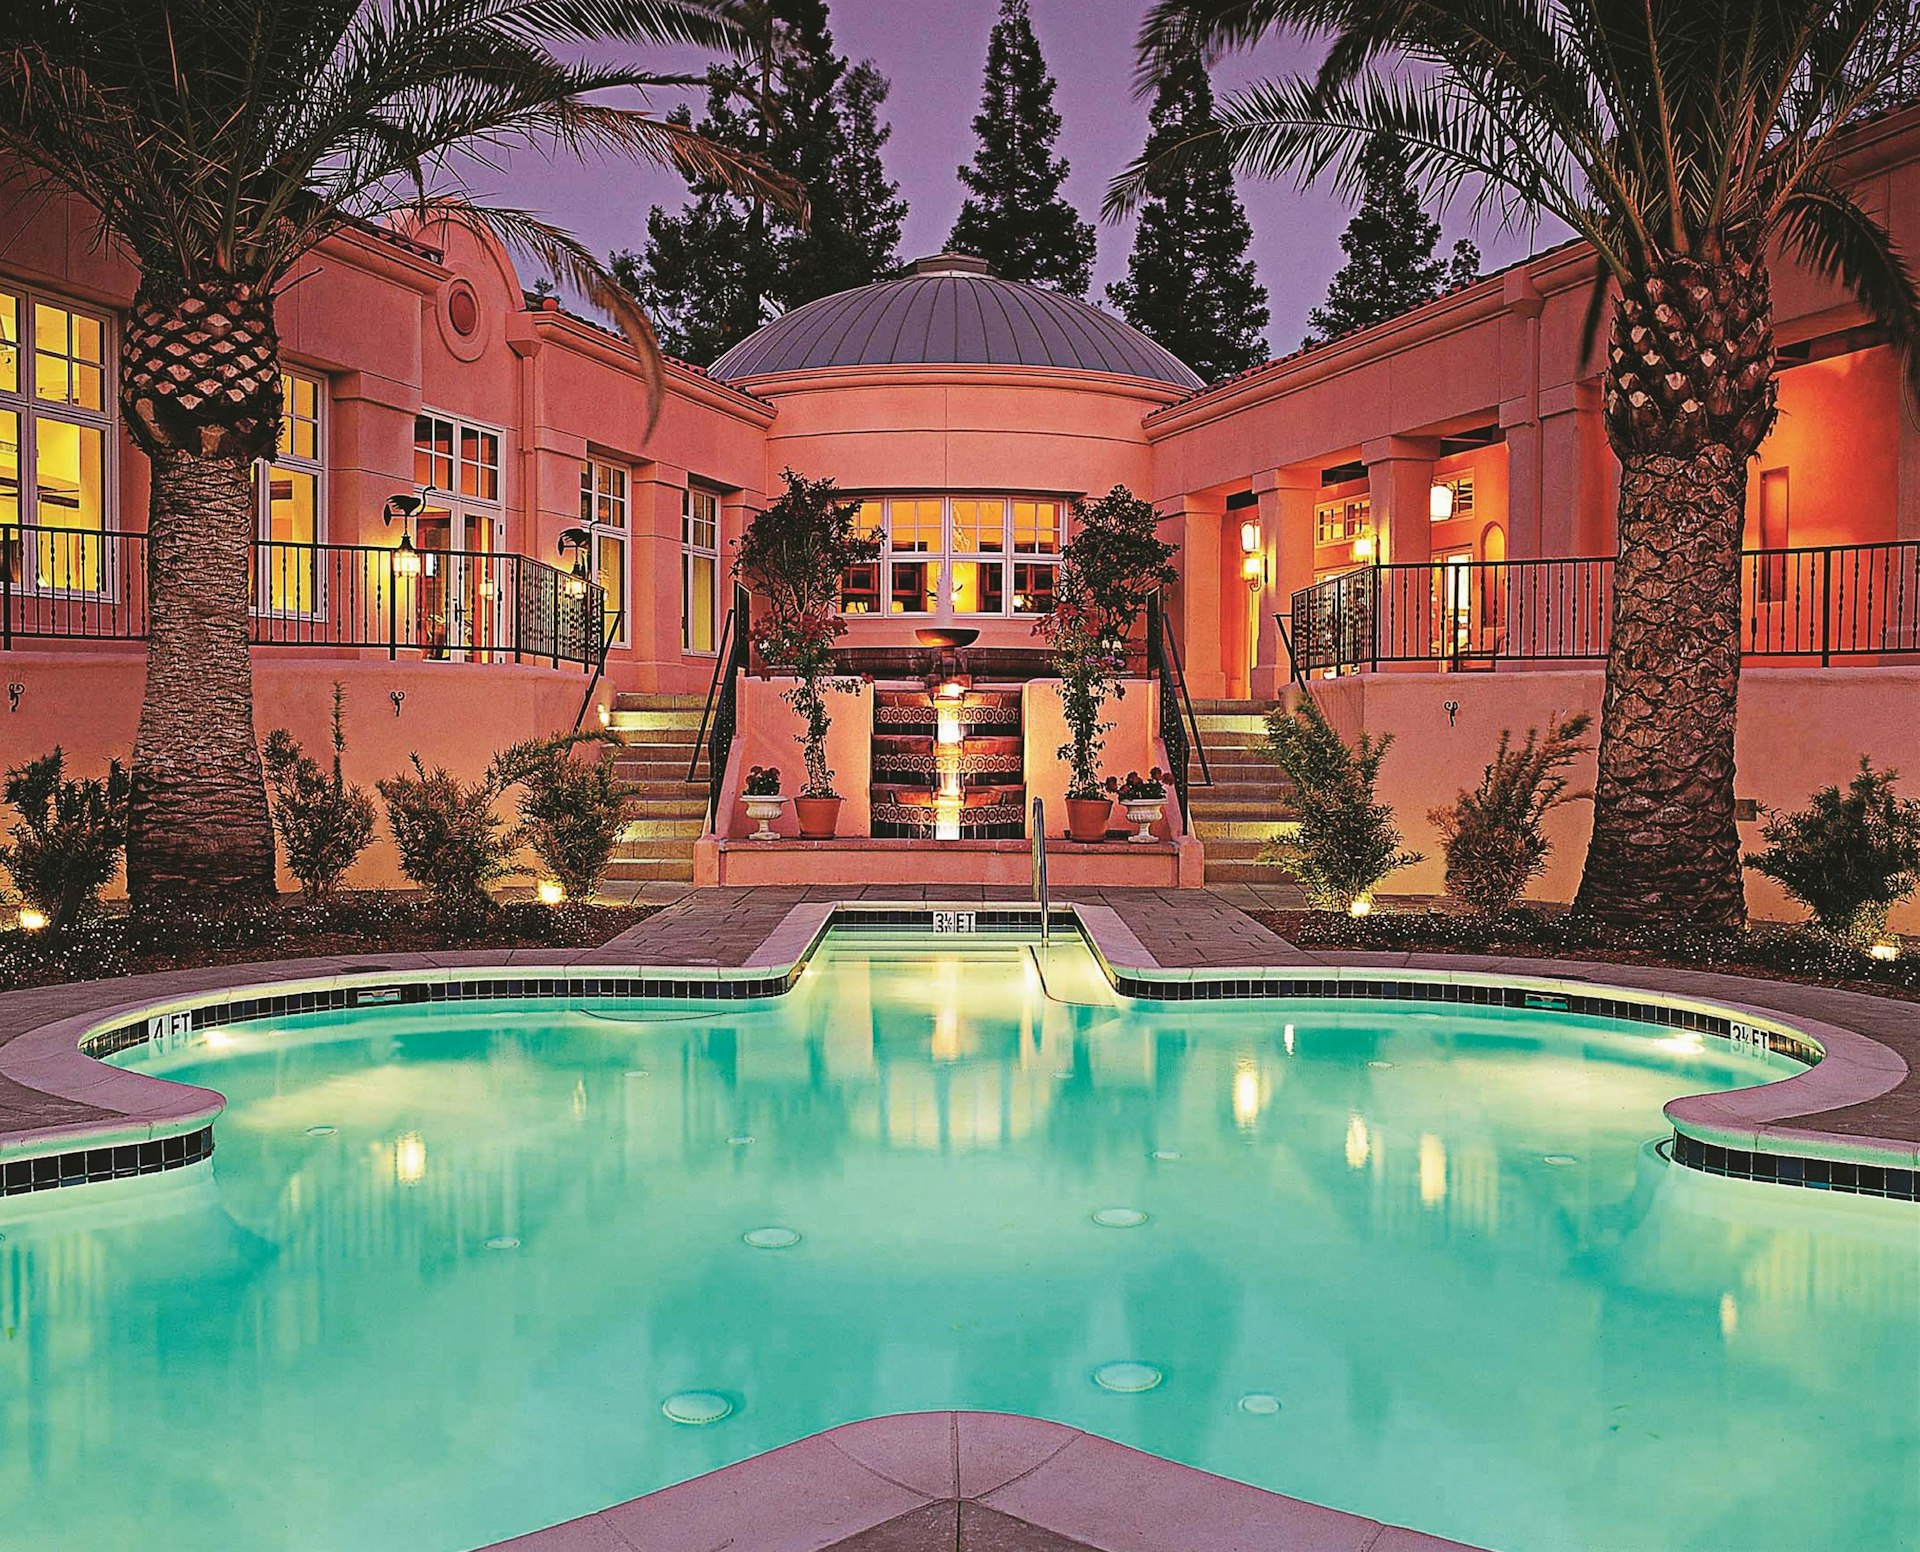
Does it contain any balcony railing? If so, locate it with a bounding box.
[1288,541,1920,676]
[0,524,604,668]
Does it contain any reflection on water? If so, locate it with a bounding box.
[1,933,1915,1552]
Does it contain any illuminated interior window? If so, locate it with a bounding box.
[409,411,506,661]
[258,371,325,614]
[679,483,718,653]
[0,289,114,595]
[1315,495,1371,547]
[583,457,630,648]
[841,495,1066,618]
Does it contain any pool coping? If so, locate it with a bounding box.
[476,1410,1487,1552]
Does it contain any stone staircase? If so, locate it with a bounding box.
[1181,700,1297,884]
[603,693,710,888]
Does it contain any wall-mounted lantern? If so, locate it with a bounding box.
[557,526,592,599]
[1429,481,1455,521]
[384,493,426,576]
[1239,519,1265,590]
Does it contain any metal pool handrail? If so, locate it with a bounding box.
[1031,797,1049,946]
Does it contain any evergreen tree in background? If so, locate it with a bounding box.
[1105,40,1268,382]
[948,0,1096,294]
[1303,133,1480,346]
[613,0,907,363]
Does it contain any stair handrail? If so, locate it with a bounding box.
[688,583,751,828]
[1145,594,1211,824]
[1031,796,1049,947]
[571,605,626,733]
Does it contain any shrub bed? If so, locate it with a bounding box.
[0,894,655,994]
[1250,906,1920,1003]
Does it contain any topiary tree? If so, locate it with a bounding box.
[0,749,132,929]
[735,469,882,798]
[1036,486,1179,800]
[261,685,376,901]
[1746,760,1920,945]
[1429,713,1592,915]
[1258,694,1419,910]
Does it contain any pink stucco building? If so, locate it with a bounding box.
[3,105,1918,913]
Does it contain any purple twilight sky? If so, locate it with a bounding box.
[487,0,1565,360]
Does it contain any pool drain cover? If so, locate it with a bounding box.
[304,1125,338,1137]
[727,1134,755,1147]
[1239,1393,1282,1415]
[743,1227,801,1249]
[1544,1154,1578,1166]
[484,1236,521,1251]
[662,1391,734,1425]
[1091,1207,1148,1229]
[1151,1149,1181,1162]
[1093,1362,1163,1394]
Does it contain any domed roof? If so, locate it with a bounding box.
[707,254,1203,389]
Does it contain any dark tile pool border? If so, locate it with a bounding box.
[3,901,1910,1204]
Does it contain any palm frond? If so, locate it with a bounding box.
[1782,175,1920,396]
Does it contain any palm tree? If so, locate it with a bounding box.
[1112,0,1920,931]
[1,0,797,914]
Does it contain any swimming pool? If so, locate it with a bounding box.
[1,928,1914,1551]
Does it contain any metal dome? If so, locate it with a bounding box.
[707,253,1203,389]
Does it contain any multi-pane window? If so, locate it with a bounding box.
[0,287,114,594]
[681,484,720,653]
[581,457,629,646]
[411,412,505,660]
[1315,495,1371,546]
[837,496,1062,617]
[413,412,498,501]
[257,371,324,614]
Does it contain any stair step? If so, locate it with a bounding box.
[604,857,697,882]
[1204,860,1300,884]
[622,798,708,820]
[1187,802,1298,823]
[1193,819,1295,842]
[1187,781,1294,801]
[619,817,705,842]
[610,692,709,710]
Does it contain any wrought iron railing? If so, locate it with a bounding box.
[0,524,603,666]
[1145,593,1211,821]
[1289,541,1920,674]
[690,582,751,829]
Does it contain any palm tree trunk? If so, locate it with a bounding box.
[125,446,276,910]
[1573,445,1746,929]
[1574,252,1776,932]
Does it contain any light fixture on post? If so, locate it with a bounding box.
[1429,481,1454,521]
[384,492,426,577]
[557,526,592,600]
[1239,519,1264,590]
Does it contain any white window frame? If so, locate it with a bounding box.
[253,368,327,619]
[411,409,507,661]
[839,494,1065,619]
[0,283,118,599]
[681,483,721,655]
[581,454,630,648]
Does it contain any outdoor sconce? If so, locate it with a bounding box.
[1351,534,1376,563]
[1429,481,1454,521]
[557,526,592,599]
[6,682,22,713]
[384,492,426,577]
[389,688,406,718]
[1239,520,1265,590]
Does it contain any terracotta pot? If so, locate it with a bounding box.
[794,794,843,839]
[1066,796,1113,843]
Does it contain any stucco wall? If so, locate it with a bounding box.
[1306,667,1920,930]
[0,654,588,893]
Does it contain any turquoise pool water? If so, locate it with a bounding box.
[2,931,1915,1552]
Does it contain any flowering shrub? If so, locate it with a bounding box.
[1112,768,1167,801]
[1258,694,1419,910]
[0,749,131,929]
[261,684,376,901]
[1037,486,1178,799]
[735,470,881,798]
[1746,760,1920,944]
[1429,712,1591,915]
[744,765,783,797]
[512,734,633,902]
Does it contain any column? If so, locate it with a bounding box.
[1899,390,1920,541]
[631,462,688,692]
[1360,437,1440,666]
[1162,493,1227,699]
[1255,466,1319,698]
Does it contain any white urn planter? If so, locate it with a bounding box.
[1123,799,1165,844]
[743,794,788,841]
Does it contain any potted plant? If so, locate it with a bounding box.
[1036,486,1179,844]
[741,765,787,840]
[735,470,882,839]
[1112,768,1168,844]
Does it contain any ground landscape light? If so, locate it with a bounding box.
[1870,938,1900,961]
[16,906,48,932]
[536,880,565,907]
[1349,896,1373,917]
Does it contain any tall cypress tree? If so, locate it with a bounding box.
[1105,41,1269,382]
[1303,133,1480,346]
[612,0,907,363]
[948,0,1095,295]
